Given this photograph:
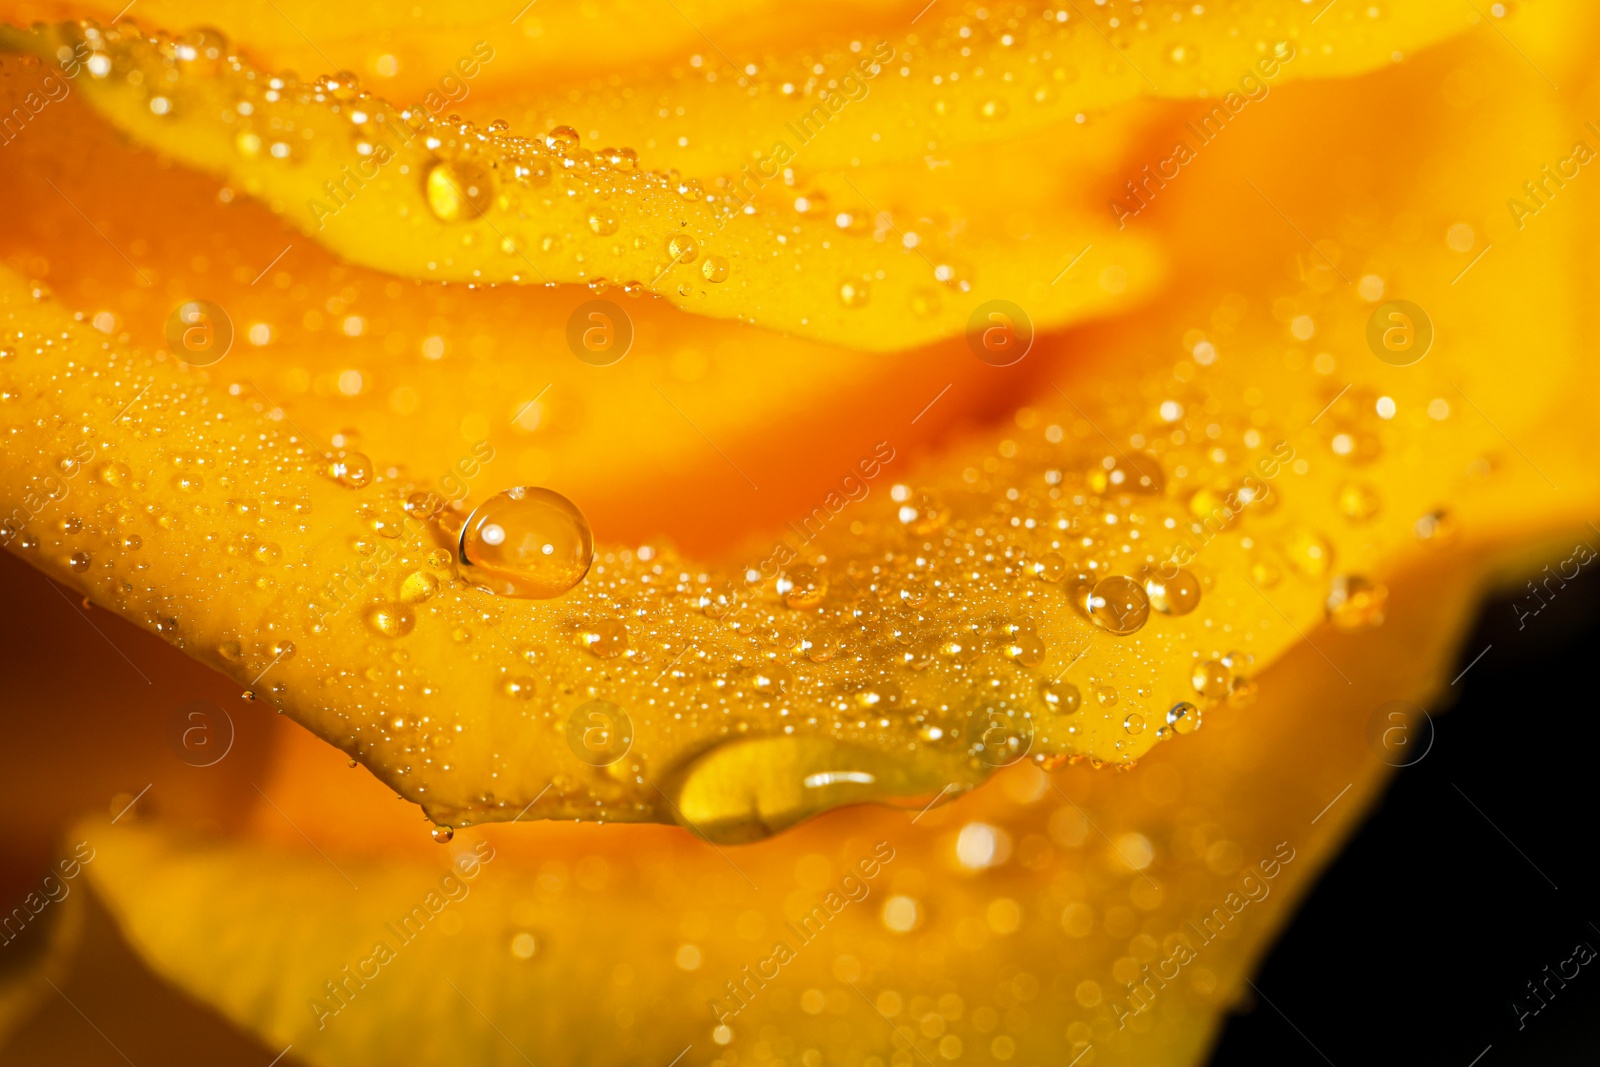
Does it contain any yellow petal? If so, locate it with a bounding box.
[1,20,1163,350]
[2,7,1596,841]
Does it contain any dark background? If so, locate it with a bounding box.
[1210,575,1600,1066]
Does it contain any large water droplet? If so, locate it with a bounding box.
[425,160,495,222]
[1144,566,1200,615]
[666,736,948,844]
[458,487,593,599]
[1086,575,1149,634]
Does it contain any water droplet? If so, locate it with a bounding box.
[546,125,580,150]
[431,824,454,844]
[1144,567,1200,615]
[1283,528,1334,578]
[503,676,539,699]
[396,572,437,606]
[1087,452,1164,495]
[977,98,1009,121]
[838,280,871,308]
[1002,628,1046,667]
[1327,575,1387,630]
[1029,552,1066,582]
[1041,679,1081,713]
[666,735,946,844]
[587,209,620,235]
[328,452,373,488]
[1191,659,1231,700]
[458,487,593,599]
[98,461,132,487]
[1096,685,1118,707]
[425,160,494,222]
[1165,701,1201,735]
[1338,482,1381,522]
[776,564,828,609]
[666,234,698,262]
[1123,713,1146,735]
[701,255,730,282]
[1415,509,1458,544]
[752,664,791,691]
[896,488,948,534]
[273,640,296,661]
[68,550,91,572]
[576,618,628,658]
[1085,576,1149,635]
[365,602,416,638]
[802,626,843,663]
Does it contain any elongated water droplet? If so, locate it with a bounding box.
[458,487,593,599]
[667,735,949,844]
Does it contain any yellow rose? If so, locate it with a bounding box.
[1,1,1596,1063]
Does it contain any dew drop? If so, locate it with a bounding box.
[399,569,441,604]
[328,452,373,488]
[838,280,871,308]
[1337,482,1381,523]
[1123,713,1146,735]
[1283,528,1334,578]
[896,488,948,534]
[1415,509,1458,544]
[1096,685,1118,707]
[667,735,944,844]
[1165,701,1201,735]
[68,550,91,572]
[425,160,495,222]
[576,618,628,658]
[1327,575,1387,631]
[776,563,828,609]
[431,825,454,844]
[365,602,416,638]
[1029,552,1066,582]
[1041,679,1081,714]
[503,676,538,699]
[1144,567,1200,615]
[98,461,132,487]
[458,487,593,599]
[701,255,730,282]
[666,234,699,262]
[1085,576,1149,635]
[802,625,842,663]
[546,125,580,150]
[1191,659,1231,700]
[1087,452,1165,495]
